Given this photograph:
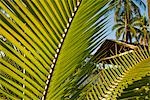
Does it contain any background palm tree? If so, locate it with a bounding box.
[112,16,140,42]
[111,0,146,43]
[136,16,150,46]
[113,16,150,45]
[0,0,150,100]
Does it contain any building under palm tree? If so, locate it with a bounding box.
[93,39,150,64]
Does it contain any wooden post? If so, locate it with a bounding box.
[148,0,150,19]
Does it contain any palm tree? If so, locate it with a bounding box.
[113,16,150,45]
[111,0,145,43]
[112,16,139,42]
[137,16,150,46]
[0,0,150,100]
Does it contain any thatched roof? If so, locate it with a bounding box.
[94,39,139,63]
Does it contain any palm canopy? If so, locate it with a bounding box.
[137,16,150,46]
[113,15,150,45]
[110,0,146,21]
[0,0,150,100]
[110,0,146,43]
[112,17,143,42]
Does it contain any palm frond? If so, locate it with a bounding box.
[133,0,146,10]
[112,23,124,31]
[0,0,113,99]
[81,47,150,99]
[118,76,150,100]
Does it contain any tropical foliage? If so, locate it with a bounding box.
[0,0,150,100]
[83,47,150,99]
[118,76,150,99]
[111,0,146,43]
[113,16,150,45]
[137,16,150,46]
[112,17,140,42]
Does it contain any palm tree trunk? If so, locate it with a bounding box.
[147,0,150,19]
[125,0,132,43]
[126,30,132,43]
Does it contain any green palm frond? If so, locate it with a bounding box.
[112,20,125,40]
[129,25,136,37]
[0,0,150,100]
[112,23,124,31]
[81,47,150,99]
[118,76,150,100]
[116,29,124,40]
[0,0,114,99]
[130,17,142,25]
